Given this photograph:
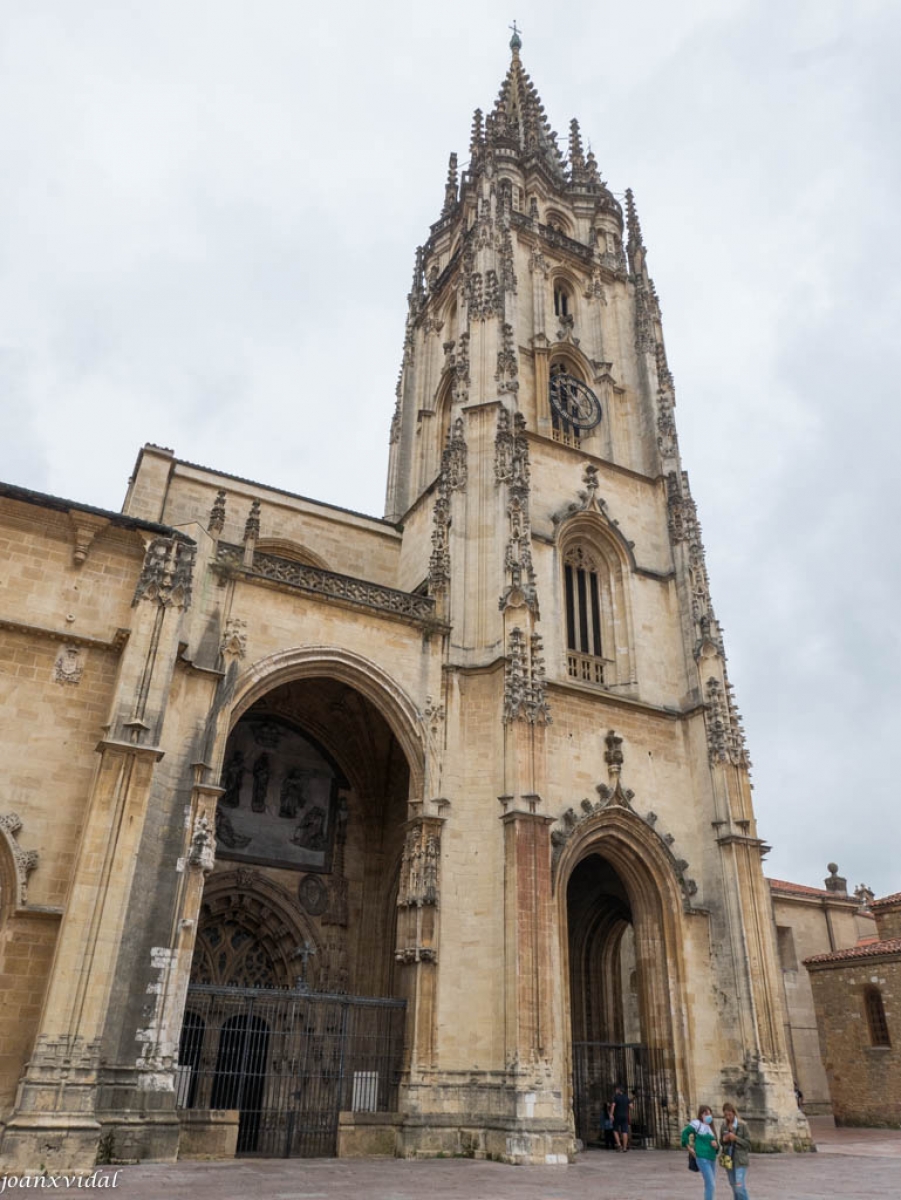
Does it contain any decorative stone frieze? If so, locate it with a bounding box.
[215,543,438,624]
[132,536,196,610]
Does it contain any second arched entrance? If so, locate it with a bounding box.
[561,815,688,1152]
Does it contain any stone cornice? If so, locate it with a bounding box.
[0,619,130,654]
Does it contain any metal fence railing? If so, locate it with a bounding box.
[177,984,406,1158]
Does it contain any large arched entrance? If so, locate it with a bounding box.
[176,668,417,1157]
[560,813,688,1152]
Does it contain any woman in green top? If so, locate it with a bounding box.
[720,1102,752,1200]
[681,1105,720,1200]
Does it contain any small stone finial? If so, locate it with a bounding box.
[470,108,484,160]
[509,19,522,53]
[208,489,226,537]
[568,118,586,183]
[243,499,260,543]
[625,187,644,250]
[242,499,260,568]
[854,883,875,910]
[442,152,459,215]
[824,863,847,895]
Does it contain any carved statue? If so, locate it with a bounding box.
[221,749,245,808]
[278,769,307,819]
[251,753,270,813]
[292,805,326,851]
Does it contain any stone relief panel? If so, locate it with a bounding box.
[216,716,344,873]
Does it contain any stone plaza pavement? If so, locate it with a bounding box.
[76,1119,901,1199]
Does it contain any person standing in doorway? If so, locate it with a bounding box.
[681,1105,719,1200]
[720,1102,751,1200]
[608,1084,633,1152]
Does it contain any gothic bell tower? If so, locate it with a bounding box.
[382,31,807,1158]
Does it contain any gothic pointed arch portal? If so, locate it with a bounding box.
[558,810,691,1149]
[178,664,420,1157]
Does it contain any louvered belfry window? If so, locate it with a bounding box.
[564,547,602,657]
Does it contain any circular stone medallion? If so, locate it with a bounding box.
[298,873,328,916]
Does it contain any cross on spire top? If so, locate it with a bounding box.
[509,19,522,52]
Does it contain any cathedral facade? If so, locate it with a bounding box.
[0,37,810,1170]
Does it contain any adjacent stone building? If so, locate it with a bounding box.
[768,867,876,1114]
[0,35,811,1171]
[805,891,901,1127]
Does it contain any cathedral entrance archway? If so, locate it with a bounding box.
[177,667,419,1156]
[560,817,688,1151]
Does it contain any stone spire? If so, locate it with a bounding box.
[484,42,567,182]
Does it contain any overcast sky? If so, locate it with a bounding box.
[1,1,898,897]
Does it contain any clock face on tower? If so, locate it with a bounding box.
[549,373,603,431]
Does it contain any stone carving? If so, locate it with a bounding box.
[53,645,83,686]
[495,322,518,393]
[604,729,624,777]
[133,536,196,610]
[529,632,551,725]
[499,493,538,614]
[503,626,528,723]
[398,822,441,907]
[298,873,329,916]
[187,813,215,874]
[705,677,749,768]
[550,463,613,528]
[220,616,247,660]
[428,482,451,596]
[423,697,445,735]
[441,417,467,492]
[69,513,109,566]
[215,543,437,623]
[503,626,551,725]
[0,813,40,906]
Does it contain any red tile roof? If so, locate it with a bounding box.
[871,891,901,909]
[804,938,901,966]
[768,878,834,898]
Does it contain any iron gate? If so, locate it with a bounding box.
[176,984,406,1157]
[572,1042,673,1149]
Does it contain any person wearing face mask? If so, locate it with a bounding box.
[681,1105,719,1200]
[719,1103,752,1199]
